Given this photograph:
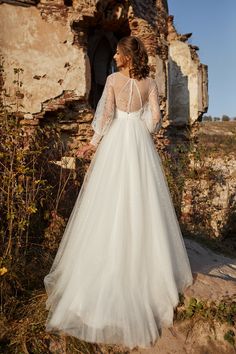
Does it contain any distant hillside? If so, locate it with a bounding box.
[198,121,236,156]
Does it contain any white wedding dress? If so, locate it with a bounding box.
[44,71,193,349]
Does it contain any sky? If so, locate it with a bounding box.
[167,0,236,118]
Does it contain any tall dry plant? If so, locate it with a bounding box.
[0,110,80,318]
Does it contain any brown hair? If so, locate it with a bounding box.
[117,36,150,80]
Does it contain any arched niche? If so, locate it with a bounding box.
[72,0,130,108]
[87,30,118,109]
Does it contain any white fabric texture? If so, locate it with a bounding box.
[90,72,162,146]
[44,71,193,349]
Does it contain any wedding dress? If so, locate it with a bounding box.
[44,71,193,349]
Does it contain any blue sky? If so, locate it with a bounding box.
[168,0,236,118]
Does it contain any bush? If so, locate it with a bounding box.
[0,111,80,319]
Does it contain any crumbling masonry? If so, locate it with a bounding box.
[0,0,208,141]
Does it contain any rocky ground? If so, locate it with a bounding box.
[135,238,236,354]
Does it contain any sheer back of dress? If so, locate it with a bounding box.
[90,71,162,146]
[113,72,150,113]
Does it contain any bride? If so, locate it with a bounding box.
[44,36,193,349]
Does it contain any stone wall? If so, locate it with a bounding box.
[168,41,208,126]
[180,122,236,243]
[0,0,207,129]
[0,3,90,116]
[166,15,208,126]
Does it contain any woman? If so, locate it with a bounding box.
[44,36,193,349]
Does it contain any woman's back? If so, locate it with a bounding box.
[111,72,156,113]
[90,71,162,146]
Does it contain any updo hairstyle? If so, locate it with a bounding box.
[117,36,150,80]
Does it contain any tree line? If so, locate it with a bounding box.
[202,115,236,122]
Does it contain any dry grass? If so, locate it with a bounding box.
[198,121,236,157]
[0,290,131,354]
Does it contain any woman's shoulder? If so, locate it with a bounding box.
[105,72,117,86]
[148,77,158,91]
[147,76,156,83]
[140,75,154,85]
[105,72,155,86]
[107,72,118,79]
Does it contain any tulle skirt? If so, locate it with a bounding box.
[44,108,193,349]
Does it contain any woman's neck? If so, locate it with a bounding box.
[119,67,131,78]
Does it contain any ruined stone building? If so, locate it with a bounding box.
[4,1,236,246]
[0,0,208,139]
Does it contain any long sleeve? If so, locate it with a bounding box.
[90,74,115,147]
[142,79,162,133]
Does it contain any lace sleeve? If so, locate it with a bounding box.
[90,74,115,146]
[142,79,162,134]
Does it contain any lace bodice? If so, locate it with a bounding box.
[90,71,162,146]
